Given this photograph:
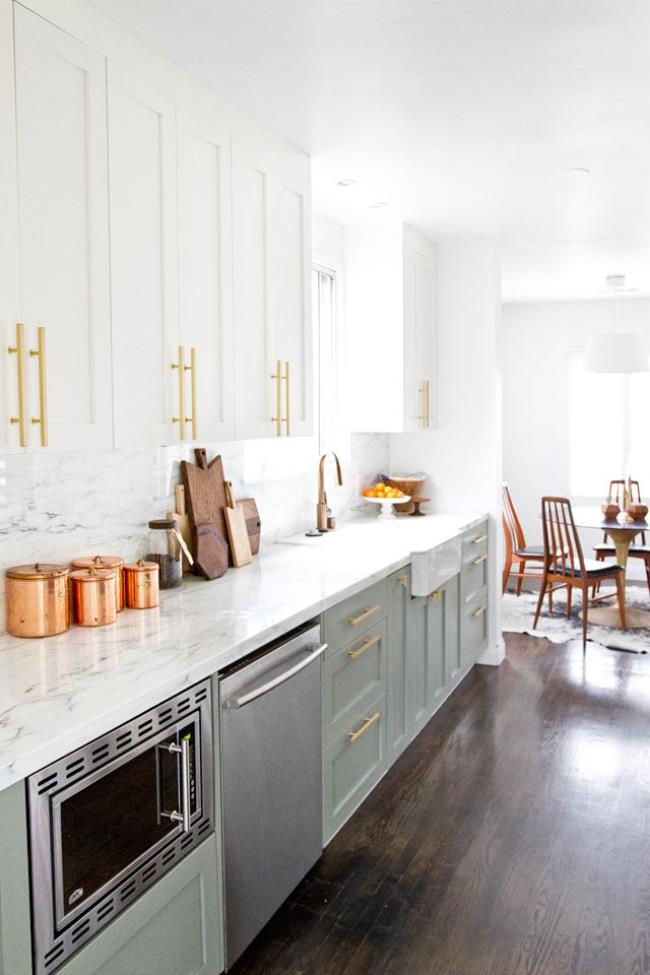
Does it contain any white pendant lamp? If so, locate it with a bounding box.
[586,275,648,373]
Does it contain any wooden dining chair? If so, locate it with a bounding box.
[534,497,626,651]
[501,483,545,594]
[594,478,650,593]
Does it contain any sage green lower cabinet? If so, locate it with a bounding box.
[0,782,33,975]
[443,574,461,687]
[386,568,411,765]
[408,586,446,735]
[55,837,222,975]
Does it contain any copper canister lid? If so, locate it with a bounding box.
[124,559,159,573]
[71,555,124,570]
[69,567,116,583]
[7,562,69,580]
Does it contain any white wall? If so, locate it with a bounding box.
[502,297,650,579]
[390,241,503,663]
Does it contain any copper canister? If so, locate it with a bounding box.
[70,568,117,627]
[71,555,125,612]
[124,559,159,609]
[6,563,70,638]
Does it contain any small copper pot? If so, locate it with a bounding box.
[71,556,125,612]
[70,568,117,627]
[124,559,159,609]
[6,563,70,638]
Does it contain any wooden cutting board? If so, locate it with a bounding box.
[194,524,228,580]
[240,498,261,555]
[180,449,232,568]
[174,484,192,573]
[224,482,252,568]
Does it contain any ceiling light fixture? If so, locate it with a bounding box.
[336,178,355,187]
[585,275,647,374]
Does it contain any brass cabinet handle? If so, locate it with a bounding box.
[29,326,48,447]
[429,590,442,602]
[425,380,431,428]
[8,323,27,446]
[418,382,427,426]
[184,346,198,440]
[472,533,488,545]
[397,573,409,588]
[348,634,381,660]
[271,359,282,437]
[171,345,186,439]
[347,711,380,744]
[472,554,488,566]
[283,360,290,436]
[472,604,487,617]
[348,605,381,627]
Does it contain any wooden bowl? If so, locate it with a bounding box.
[601,502,620,520]
[626,503,648,522]
[386,476,426,514]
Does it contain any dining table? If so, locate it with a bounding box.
[571,506,650,629]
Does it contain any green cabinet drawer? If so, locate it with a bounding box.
[461,520,489,562]
[323,691,387,843]
[461,547,488,601]
[56,838,222,975]
[323,621,387,742]
[407,589,446,735]
[461,586,488,667]
[323,578,387,655]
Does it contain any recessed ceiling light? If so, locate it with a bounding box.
[566,167,591,177]
[336,178,356,187]
[369,201,388,209]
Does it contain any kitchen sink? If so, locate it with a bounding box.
[410,535,462,596]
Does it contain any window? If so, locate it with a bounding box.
[312,264,341,453]
[568,351,650,496]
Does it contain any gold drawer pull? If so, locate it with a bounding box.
[348,605,381,627]
[347,711,380,744]
[184,346,198,440]
[30,326,48,446]
[348,635,381,660]
[397,574,409,588]
[472,554,488,566]
[472,604,487,617]
[472,533,488,545]
[8,323,27,447]
[429,591,442,602]
[171,345,186,440]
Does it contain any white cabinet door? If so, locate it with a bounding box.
[402,246,421,433]
[108,63,179,448]
[273,155,313,438]
[13,5,113,449]
[417,252,437,428]
[177,108,234,442]
[232,142,275,440]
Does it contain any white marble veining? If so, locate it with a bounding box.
[0,511,485,792]
[0,433,389,631]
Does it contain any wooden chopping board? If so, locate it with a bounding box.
[180,448,232,569]
[224,482,252,567]
[240,498,261,555]
[174,484,192,573]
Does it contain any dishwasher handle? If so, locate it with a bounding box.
[223,642,328,710]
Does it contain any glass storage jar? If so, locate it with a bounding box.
[146,518,183,589]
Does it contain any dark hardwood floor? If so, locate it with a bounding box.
[231,633,650,975]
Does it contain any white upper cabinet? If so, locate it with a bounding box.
[13,5,113,449]
[273,153,313,438]
[108,62,179,448]
[231,141,276,441]
[345,223,436,434]
[177,108,234,442]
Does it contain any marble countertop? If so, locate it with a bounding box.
[0,511,486,792]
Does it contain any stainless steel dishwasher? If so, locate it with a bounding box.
[219,620,326,968]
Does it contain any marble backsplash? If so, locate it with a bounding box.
[0,434,388,632]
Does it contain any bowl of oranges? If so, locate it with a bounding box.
[362,482,411,518]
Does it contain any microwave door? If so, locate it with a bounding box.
[50,716,199,931]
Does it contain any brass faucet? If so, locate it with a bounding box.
[317,452,343,531]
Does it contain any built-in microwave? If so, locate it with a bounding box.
[28,679,213,975]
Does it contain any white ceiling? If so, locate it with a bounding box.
[90,0,650,301]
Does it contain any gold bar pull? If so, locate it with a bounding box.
[283,360,290,435]
[347,712,380,744]
[472,605,487,617]
[397,573,409,588]
[472,554,488,566]
[348,605,381,627]
[348,634,381,660]
[429,590,442,603]
[29,325,48,447]
[472,534,488,545]
[425,379,431,428]
[184,346,197,440]
[171,345,186,440]
[418,382,426,427]
[8,323,27,447]
[271,359,282,437]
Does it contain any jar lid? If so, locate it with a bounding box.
[148,519,176,530]
[124,559,159,573]
[69,567,116,583]
[71,555,125,570]
[7,562,69,580]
